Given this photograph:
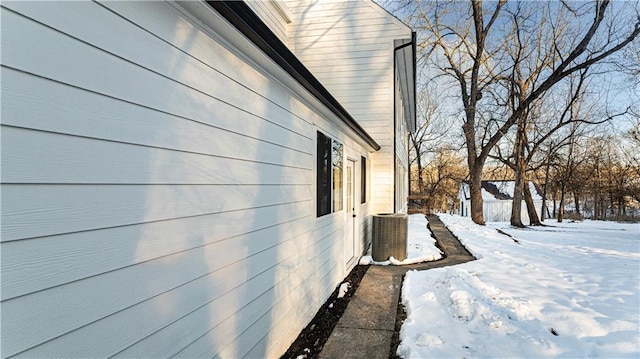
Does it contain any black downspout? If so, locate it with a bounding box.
[393,37,415,213]
[412,31,417,132]
[410,31,416,211]
[392,52,397,213]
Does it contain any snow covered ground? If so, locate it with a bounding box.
[360,214,443,265]
[398,214,640,358]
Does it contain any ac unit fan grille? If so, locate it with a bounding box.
[372,213,408,261]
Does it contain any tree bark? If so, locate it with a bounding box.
[511,171,526,227]
[592,172,598,220]
[558,181,566,222]
[523,182,542,225]
[618,196,624,217]
[469,170,485,224]
[610,191,615,217]
[593,160,601,220]
[410,135,425,196]
[417,160,424,196]
[510,114,527,227]
[541,160,551,222]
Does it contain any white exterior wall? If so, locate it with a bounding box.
[458,187,542,222]
[459,199,532,222]
[482,201,543,223]
[0,1,372,357]
[395,63,410,214]
[285,0,413,216]
[245,0,292,45]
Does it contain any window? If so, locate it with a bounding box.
[332,141,343,212]
[361,156,367,204]
[347,163,353,212]
[317,131,332,217]
[317,131,343,217]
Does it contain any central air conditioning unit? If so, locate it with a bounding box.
[372,213,408,262]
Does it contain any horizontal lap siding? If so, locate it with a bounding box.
[287,0,411,214]
[2,184,311,243]
[2,127,311,185]
[245,1,289,45]
[1,201,310,300]
[1,69,311,167]
[175,220,345,358]
[0,1,354,358]
[395,79,410,213]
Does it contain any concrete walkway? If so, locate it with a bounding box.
[319,215,475,359]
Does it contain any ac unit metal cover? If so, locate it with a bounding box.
[372,213,408,261]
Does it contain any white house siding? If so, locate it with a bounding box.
[395,64,410,214]
[459,199,538,223]
[482,201,531,223]
[245,0,292,45]
[0,1,372,358]
[286,0,413,216]
[458,182,543,223]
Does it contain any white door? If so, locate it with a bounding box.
[345,159,356,265]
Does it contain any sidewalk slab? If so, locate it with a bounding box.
[334,269,401,331]
[318,214,475,359]
[319,328,392,359]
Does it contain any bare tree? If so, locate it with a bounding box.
[587,133,640,220]
[409,83,466,213]
[409,88,447,198]
[421,149,467,213]
[397,0,640,224]
[555,127,588,222]
[493,67,626,226]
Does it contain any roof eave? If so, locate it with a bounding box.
[207,1,381,151]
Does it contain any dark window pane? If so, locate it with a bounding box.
[333,141,343,211]
[361,156,367,204]
[317,131,332,217]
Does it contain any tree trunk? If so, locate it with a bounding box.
[417,161,424,196]
[593,188,600,221]
[593,163,600,220]
[511,172,526,227]
[523,182,542,225]
[618,196,624,217]
[469,170,485,225]
[558,182,566,222]
[610,191,615,217]
[573,190,581,215]
[541,161,550,222]
[510,116,526,227]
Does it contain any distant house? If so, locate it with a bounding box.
[0,1,414,358]
[458,181,544,222]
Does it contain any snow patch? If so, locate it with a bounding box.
[398,214,640,358]
[415,333,444,347]
[337,282,350,298]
